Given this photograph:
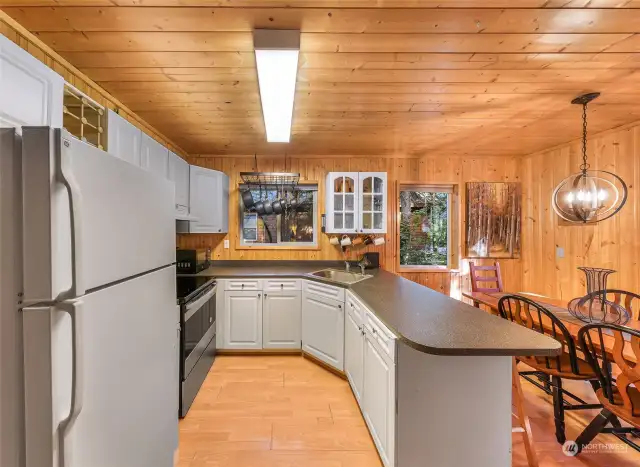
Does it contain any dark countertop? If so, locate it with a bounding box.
[192,261,561,357]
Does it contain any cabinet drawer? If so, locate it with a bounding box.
[304,280,345,302]
[346,291,364,325]
[224,279,262,291]
[364,309,396,362]
[264,279,301,291]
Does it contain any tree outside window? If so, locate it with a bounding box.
[399,186,454,268]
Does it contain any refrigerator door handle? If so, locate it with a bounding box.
[56,132,85,299]
[57,300,85,467]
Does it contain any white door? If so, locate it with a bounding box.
[345,298,365,403]
[263,291,301,349]
[301,292,344,371]
[363,333,396,467]
[189,166,229,233]
[0,34,63,129]
[106,110,142,166]
[326,172,358,234]
[21,128,175,303]
[224,290,262,349]
[140,132,169,179]
[168,151,189,215]
[359,172,387,234]
[22,266,179,467]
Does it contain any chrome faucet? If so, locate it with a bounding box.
[345,261,351,273]
[358,256,370,275]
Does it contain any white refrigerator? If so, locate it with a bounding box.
[14,127,178,467]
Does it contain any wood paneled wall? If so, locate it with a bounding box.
[178,154,524,297]
[522,121,640,300]
[0,12,187,158]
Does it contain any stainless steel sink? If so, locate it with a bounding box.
[308,268,372,285]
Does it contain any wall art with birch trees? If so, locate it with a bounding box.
[466,182,521,258]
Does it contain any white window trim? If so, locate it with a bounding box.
[239,184,319,248]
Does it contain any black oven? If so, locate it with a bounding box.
[177,276,217,417]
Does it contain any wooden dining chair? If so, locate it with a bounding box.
[576,323,640,453]
[498,294,600,444]
[469,261,504,309]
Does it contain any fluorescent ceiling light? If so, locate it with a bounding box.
[254,30,300,143]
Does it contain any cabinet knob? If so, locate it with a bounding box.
[372,328,378,334]
[281,284,284,289]
[264,293,267,298]
[338,304,342,309]
[241,284,245,288]
[258,293,261,298]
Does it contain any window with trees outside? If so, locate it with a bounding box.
[239,184,318,247]
[399,184,457,269]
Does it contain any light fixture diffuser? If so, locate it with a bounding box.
[253,30,300,143]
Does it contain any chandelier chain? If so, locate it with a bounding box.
[581,102,589,174]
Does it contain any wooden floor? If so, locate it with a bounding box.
[178,355,640,467]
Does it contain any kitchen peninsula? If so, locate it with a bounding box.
[190,261,561,467]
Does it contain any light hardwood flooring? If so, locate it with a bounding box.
[178,355,640,467]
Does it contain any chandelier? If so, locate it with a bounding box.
[552,93,628,224]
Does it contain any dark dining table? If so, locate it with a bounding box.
[462,290,640,363]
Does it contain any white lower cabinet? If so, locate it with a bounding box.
[363,332,396,467]
[301,289,345,371]
[263,291,301,349]
[345,295,365,403]
[345,291,396,467]
[223,290,263,349]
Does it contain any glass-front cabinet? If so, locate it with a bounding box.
[359,172,387,234]
[325,172,387,234]
[326,172,358,234]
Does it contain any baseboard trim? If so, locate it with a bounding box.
[217,349,302,355]
[302,352,347,380]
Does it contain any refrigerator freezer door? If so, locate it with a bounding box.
[22,127,175,303]
[23,265,179,467]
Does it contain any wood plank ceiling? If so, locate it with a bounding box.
[2,1,640,156]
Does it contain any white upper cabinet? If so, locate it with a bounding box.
[326,172,359,234]
[106,110,142,166]
[140,132,169,179]
[325,171,387,234]
[359,172,387,234]
[168,151,190,215]
[189,166,229,233]
[0,34,63,130]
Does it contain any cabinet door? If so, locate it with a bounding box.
[0,34,64,129]
[345,300,365,403]
[263,291,301,349]
[326,172,358,234]
[301,291,344,371]
[168,151,189,214]
[224,290,262,349]
[359,172,387,234]
[106,110,142,166]
[363,333,396,467]
[140,132,169,179]
[189,166,229,233]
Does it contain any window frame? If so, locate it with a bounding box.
[396,181,460,273]
[237,182,321,250]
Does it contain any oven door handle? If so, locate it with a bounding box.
[184,285,217,321]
